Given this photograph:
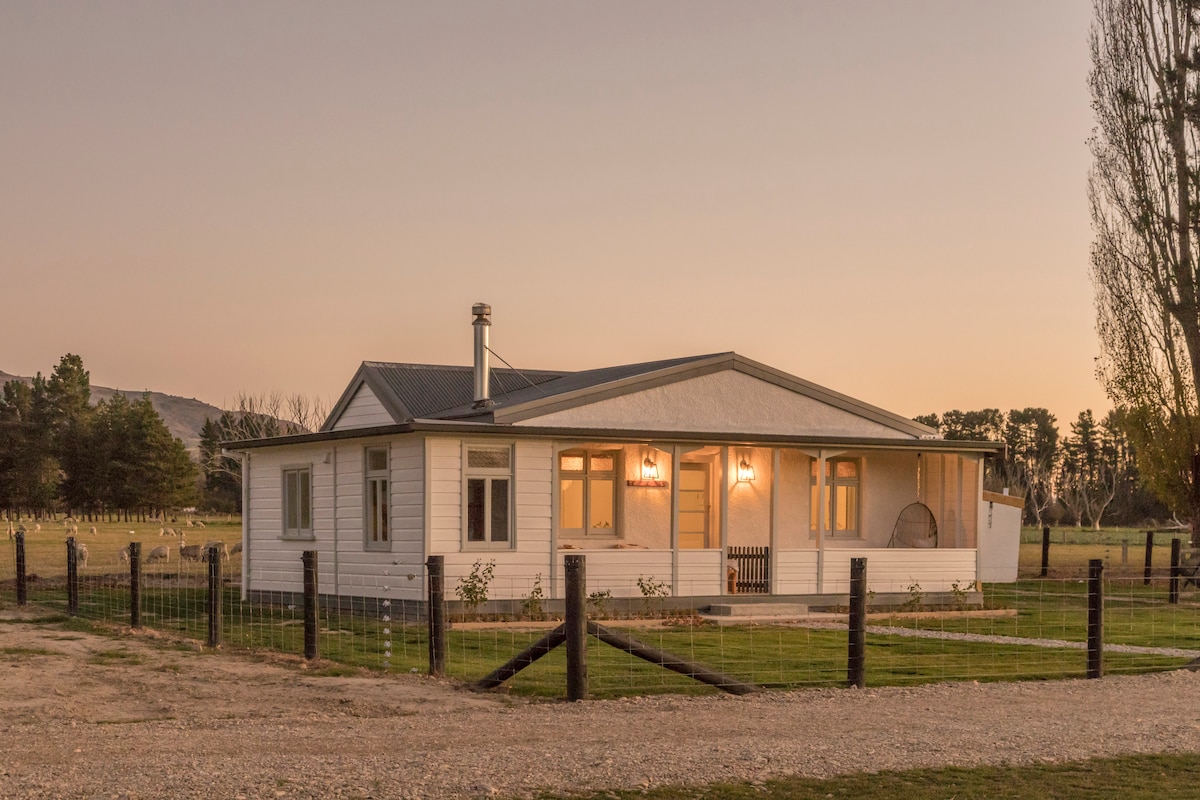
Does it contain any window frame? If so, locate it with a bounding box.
[364,446,390,551]
[558,448,621,538]
[281,464,314,540]
[461,442,515,551]
[809,457,861,539]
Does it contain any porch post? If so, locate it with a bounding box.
[770,448,780,595]
[816,451,827,593]
[720,446,730,594]
[670,445,680,595]
[956,455,965,549]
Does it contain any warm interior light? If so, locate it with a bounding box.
[737,457,756,482]
[641,456,659,481]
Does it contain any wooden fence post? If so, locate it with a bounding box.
[564,554,587,702]
[66,536,78,616]
[1169,538,1182,605]
[1121,540,1129,569]
[426,555,446,677]
[1144,531,1154,586]
[15,531,26,606]
[206,545,222,648]
[1087,559,1104,679]
[302,550,318,661]
[847,557,867,689]
[129,542,141,629]
[1040,526,1051,577]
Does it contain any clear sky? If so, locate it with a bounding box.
[1,1,1104,426]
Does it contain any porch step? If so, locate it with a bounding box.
[706,602,809,617]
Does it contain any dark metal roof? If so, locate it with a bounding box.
[361,361,568,419]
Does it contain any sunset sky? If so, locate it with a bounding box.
[1,1,1103,426]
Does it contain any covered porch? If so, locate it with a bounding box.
[549,440,987,599]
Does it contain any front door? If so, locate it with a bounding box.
[678,462,710,549]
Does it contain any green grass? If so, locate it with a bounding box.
[520,753,1200,800]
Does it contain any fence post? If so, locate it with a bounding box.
[1040,526,1051,577]
[847,557,867,689]
[564,554,587,702]
[1121,540,1129,569]
[1169,538,1182,605]
[15,531,26,606]
[129,542,141,628]
[206,545,222,648]
[302,550,318,661]
[1087,558,1104,679]
[1144,531,1154,586]
[66,536,78,616]
[426,555,446,677]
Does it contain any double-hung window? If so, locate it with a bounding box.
[464,445,513,549]
[364,447,389,550]
[810,458,860,537]
[559,450,618,537]
[282,466,313,539]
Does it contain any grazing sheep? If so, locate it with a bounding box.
[229,541,243,558]
[186,519,193,527]
[68,524,78,535]
[203,540,229,561]
[34,523,40,533]
[119,545,131,563]
[89,526,97,535]
[178,543,205,561]
[146,545,169,564]
[195,520,206,529]
[71,541,89,568]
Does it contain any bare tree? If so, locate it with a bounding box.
[1090,0,1200,541]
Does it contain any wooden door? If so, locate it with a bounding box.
[678,462,710,549]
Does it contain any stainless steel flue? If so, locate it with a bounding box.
[472,303,492,408]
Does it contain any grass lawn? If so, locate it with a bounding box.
[518,753,1200,800]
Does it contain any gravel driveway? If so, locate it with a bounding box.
[3,607,1199,799]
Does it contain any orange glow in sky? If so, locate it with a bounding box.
[1,1,1104,426]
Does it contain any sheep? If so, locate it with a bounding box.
[34,523,40,533]
[89,526,97,536]
[68,524,78,536]
[194,520,206,529]
[229,541,243,558]
[186,519,193,527]
[118,544,131,564]
[146,545,169,564]
[203,540,229,561]
[178,543,205,562]
[70,541,89,568]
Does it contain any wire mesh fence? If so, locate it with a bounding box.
[2,532,1199,698]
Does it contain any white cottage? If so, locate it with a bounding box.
[229,305,1002,612]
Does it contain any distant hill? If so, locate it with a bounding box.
[0,370,224,452]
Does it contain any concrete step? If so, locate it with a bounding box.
[706,602,809,617]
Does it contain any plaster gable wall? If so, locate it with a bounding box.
[330,384,394,431]
[514,370,914,438]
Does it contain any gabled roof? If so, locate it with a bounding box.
[321,352,937,440]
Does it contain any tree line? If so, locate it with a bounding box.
[915,407,1168,529]
[0,354,197,521]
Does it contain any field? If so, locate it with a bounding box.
[1019,525,1193,578]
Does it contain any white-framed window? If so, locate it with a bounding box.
[810,458,860,537]
[282,466,313,539]
[463,444,513,549]
[364,446,389,550]
[559,449,619,537]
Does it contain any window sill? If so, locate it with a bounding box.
[280,533,315,542]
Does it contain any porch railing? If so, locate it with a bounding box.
[727,546,769,594]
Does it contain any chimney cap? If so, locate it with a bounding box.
[472,303,491,317]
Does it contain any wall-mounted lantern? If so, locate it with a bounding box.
[737,455,756,483]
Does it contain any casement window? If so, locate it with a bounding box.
[559,450,619,537]
[364,447,389,550]
[282,466,313,539]
[464,444,513,549]
[810,458,860,537]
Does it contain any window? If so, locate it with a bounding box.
[282,466,313,539]
[464,445,513,549]
[559,450,618,536]
[810,458,860,537]
[365,447,389,550]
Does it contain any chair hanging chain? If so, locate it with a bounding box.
[916,452,922,499]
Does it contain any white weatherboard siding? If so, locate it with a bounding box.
[332,437,426,601]
[515,370,914,438]
[246,444,336,595]
[556,550,674,598]
[431,438,555,601]
[775,550,819,594]
[330,383,394,431]
[820,549,977,593]
[677,549,722,596]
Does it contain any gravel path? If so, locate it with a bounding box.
[3,610,1200,799]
